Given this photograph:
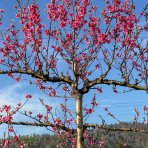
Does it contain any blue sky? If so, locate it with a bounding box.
[0,0,147,137]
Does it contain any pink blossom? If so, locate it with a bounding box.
[84,108,94,114]
[143,106,148,111]
[25,94,32,99]
[55,118,61,125]
[15,77,20,82]
[37,113,43,120]
[1,116,13,123]
[46,105,52,112]
[123,143,128,147]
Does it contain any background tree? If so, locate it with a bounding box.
[0,0,147,147]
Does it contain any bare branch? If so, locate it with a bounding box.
[0,121,72,132]
[84,123,148,133]
[0,69,72,85]
[82,78,148,93]
[1,121,147,133]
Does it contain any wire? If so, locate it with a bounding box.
[15,103,148,112]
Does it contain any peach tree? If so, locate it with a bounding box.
[0,0,147,147]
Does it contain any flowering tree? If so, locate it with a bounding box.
[0,0,147,147]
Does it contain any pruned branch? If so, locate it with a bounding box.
[1,121,148,133]
[84,123,148,133]
[0,69,72,85]
[0,121,72,132]
[82,78,148,93]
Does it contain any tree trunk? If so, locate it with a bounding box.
[76,93,84,148]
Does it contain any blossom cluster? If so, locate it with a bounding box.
[47,1,68,28]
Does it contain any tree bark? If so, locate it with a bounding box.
[76,93,84,148]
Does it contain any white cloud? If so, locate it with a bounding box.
[0,82,60,137]
[0,83,23,106]
[0,82,59,112]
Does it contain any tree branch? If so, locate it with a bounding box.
[84,123,148,133]
[82,78,148,93]
[1,121,147,133]
[0,69,72,85]
[0,121,72,132]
